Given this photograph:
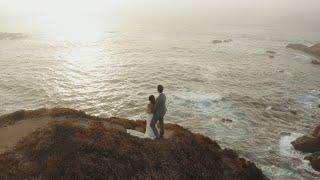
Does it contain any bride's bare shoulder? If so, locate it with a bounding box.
[147,103,154,114]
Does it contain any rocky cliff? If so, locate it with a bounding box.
[0,108,267,179]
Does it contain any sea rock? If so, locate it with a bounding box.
[291,135,320,153]
[305,152,320,171]
[280,132,291,136]
[0,108,268,179]
[291,124,320,171]
[286,44,309,52]
[266,51,276,54]
[212,40,223,44]
[289,110,297,115]
[224,39,233,43]
[212,39,233,44]
[286,43,320,58]
[309,44,320,57]
[222,118,233,123]
[311,59,320,65]
[291,124,320,153]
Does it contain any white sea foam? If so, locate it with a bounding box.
[172,91,223,108]
[295,92,320,108]
[279,133,304,158]
[278,133,320,176]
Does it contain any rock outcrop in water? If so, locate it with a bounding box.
[212,40,223,44]
[266,51,276,59]
[291,126,320,153]
[287,43,320,58]
[291,125,320,171]
[311,59,320,65]
[266,51,276,54]
[212,39,233,44]
[305,152,320,172]
[0,108,267,179]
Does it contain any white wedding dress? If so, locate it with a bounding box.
[126,114,156,139]
[144,114,156,139]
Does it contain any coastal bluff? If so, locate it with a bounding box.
[0,108,267,179]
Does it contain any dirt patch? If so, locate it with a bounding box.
[0,117,52,153]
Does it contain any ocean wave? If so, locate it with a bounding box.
[279,133,305,158]
[171,91,223,109]
[278,133,320,176]
[295,91,320,108]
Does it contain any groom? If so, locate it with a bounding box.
[150,85,167,139]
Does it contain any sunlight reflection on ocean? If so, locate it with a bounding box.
[1,26,320,179]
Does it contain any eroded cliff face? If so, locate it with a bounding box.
[0,108,268,179]
[292,124,320,172]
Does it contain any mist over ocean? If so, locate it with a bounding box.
[1,0,320,179]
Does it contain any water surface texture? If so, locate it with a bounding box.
[1,25,320,179]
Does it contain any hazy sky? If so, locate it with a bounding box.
[1,0,320,31]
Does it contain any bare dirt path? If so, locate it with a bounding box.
[0,117,52,153]
[0,115,175,154]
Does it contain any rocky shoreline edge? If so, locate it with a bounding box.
[287,43,320,65]
[292,125,320,172]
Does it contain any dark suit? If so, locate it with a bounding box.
[151,93,167,138]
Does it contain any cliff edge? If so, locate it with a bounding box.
[0,108,267,179]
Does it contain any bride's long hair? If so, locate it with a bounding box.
[149,95,156,105]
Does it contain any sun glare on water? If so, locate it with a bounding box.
[3,0,125,42]
[47,18,105,43]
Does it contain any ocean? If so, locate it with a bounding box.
[1,24,320,179]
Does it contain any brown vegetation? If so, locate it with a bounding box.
[0,108,267,179]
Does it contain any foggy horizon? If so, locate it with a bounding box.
[1,0,320,32]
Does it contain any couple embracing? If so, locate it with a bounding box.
[145,85,167,139]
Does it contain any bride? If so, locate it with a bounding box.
[126,95,156,139]
[144,95,156,139]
